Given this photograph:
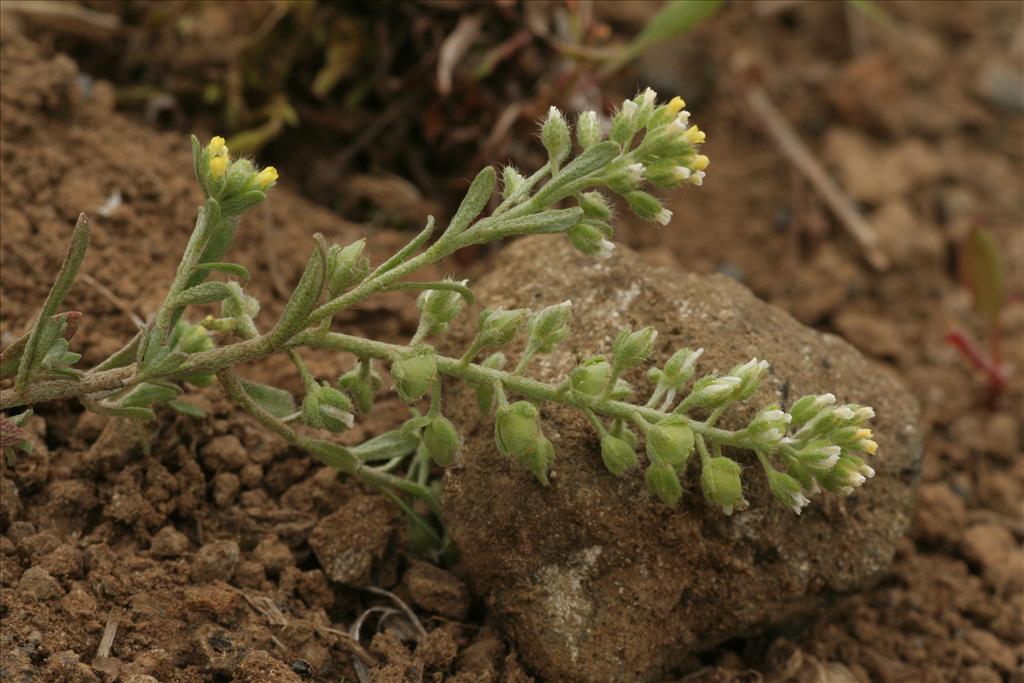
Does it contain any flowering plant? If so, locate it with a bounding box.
[0,91,875,552]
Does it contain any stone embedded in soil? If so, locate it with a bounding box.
[402,559,471,620]
[252,534,294,577]
[309,494,399,586]
[191,540,240,583]
[442,237,923,683]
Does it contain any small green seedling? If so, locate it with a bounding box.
[0,91,876,553]
[946,226,1011,403]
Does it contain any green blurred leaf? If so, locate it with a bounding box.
[602,0,722,76]
[961,227,1007,326]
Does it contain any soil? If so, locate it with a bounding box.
[1,2,1022,683]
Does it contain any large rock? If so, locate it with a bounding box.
[442,237,922,682]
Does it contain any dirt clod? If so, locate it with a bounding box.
[403,559,470,620]
[191,540,240,584]
[309,495,399,586]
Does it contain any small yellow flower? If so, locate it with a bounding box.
[683,125,706,145]
[854,428,873,441]
[666,96,686,115]
[208,136,227,156]
[860,439,879,455]
[209,155,228,178]
[255,166,278,189]
[690,154,710,171]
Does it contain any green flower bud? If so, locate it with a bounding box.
[391,347,437,402]
[701,456,746,515]
[608,377,634,401]
[600,433,637,476]
[416,279,467,336]
[685,374,742,409]
[767,469,810,514]
[730,358,769,400]
[745,406,792,449]
[477,308,528,349]
[624,191,672,226]
[422,415,461,467]
[170,320,213,354]
[541,106,571,171]
[570,356,612,396]
[645,461,682,506]
[576,111,602,149]
[567,221,614,259]
[577,191,613,219]
[786,393,835,430]
[220,282,260,320]
[645,416,694,467]
[303,382,354,433]
[494,401,541,459]
[661,347,703,389]
[327,239,370,296]
[527,300,573,354]
[610,100,638,147]
[502,165,526,201]
[817,454,874,496]
[612,327,657,372]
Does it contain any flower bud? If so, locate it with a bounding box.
[570,356,612,396]
[624,190,671,224]
[576,110,602,149]
[303,383,354,433]
[789,393,836,428]
[818,454,874,495]
[612,327,657,371]
[796,443,841,473]
[746,406,792,448]
[731,358,769,400]
[662,347,703,389]
[541,106,571,170]
[207,136,227,156]
[327,239,370,296]
[391,347,437,402]
[527,300,572,353]
[610,101,638,147]
[422,415,461,466]
[416,279,467,336]
[254,166,278,189]
[600,433,637,476]
[476,308,528,349]
[209,155,228,178]
[645,416,694,467]
[577,191,613,219]
[567,221,614,259]
[502,165,525,201]
[767,469,811,514]
[494,401,541,459]
[685,375,742,408]
[701,456,745,515]
[645,461,682,506]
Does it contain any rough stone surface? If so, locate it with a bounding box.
[442,237,923,683]
[308,495,399,586]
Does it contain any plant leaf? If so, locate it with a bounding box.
[961,227,1006,326]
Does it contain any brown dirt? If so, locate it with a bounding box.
[1,2,1022,682]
